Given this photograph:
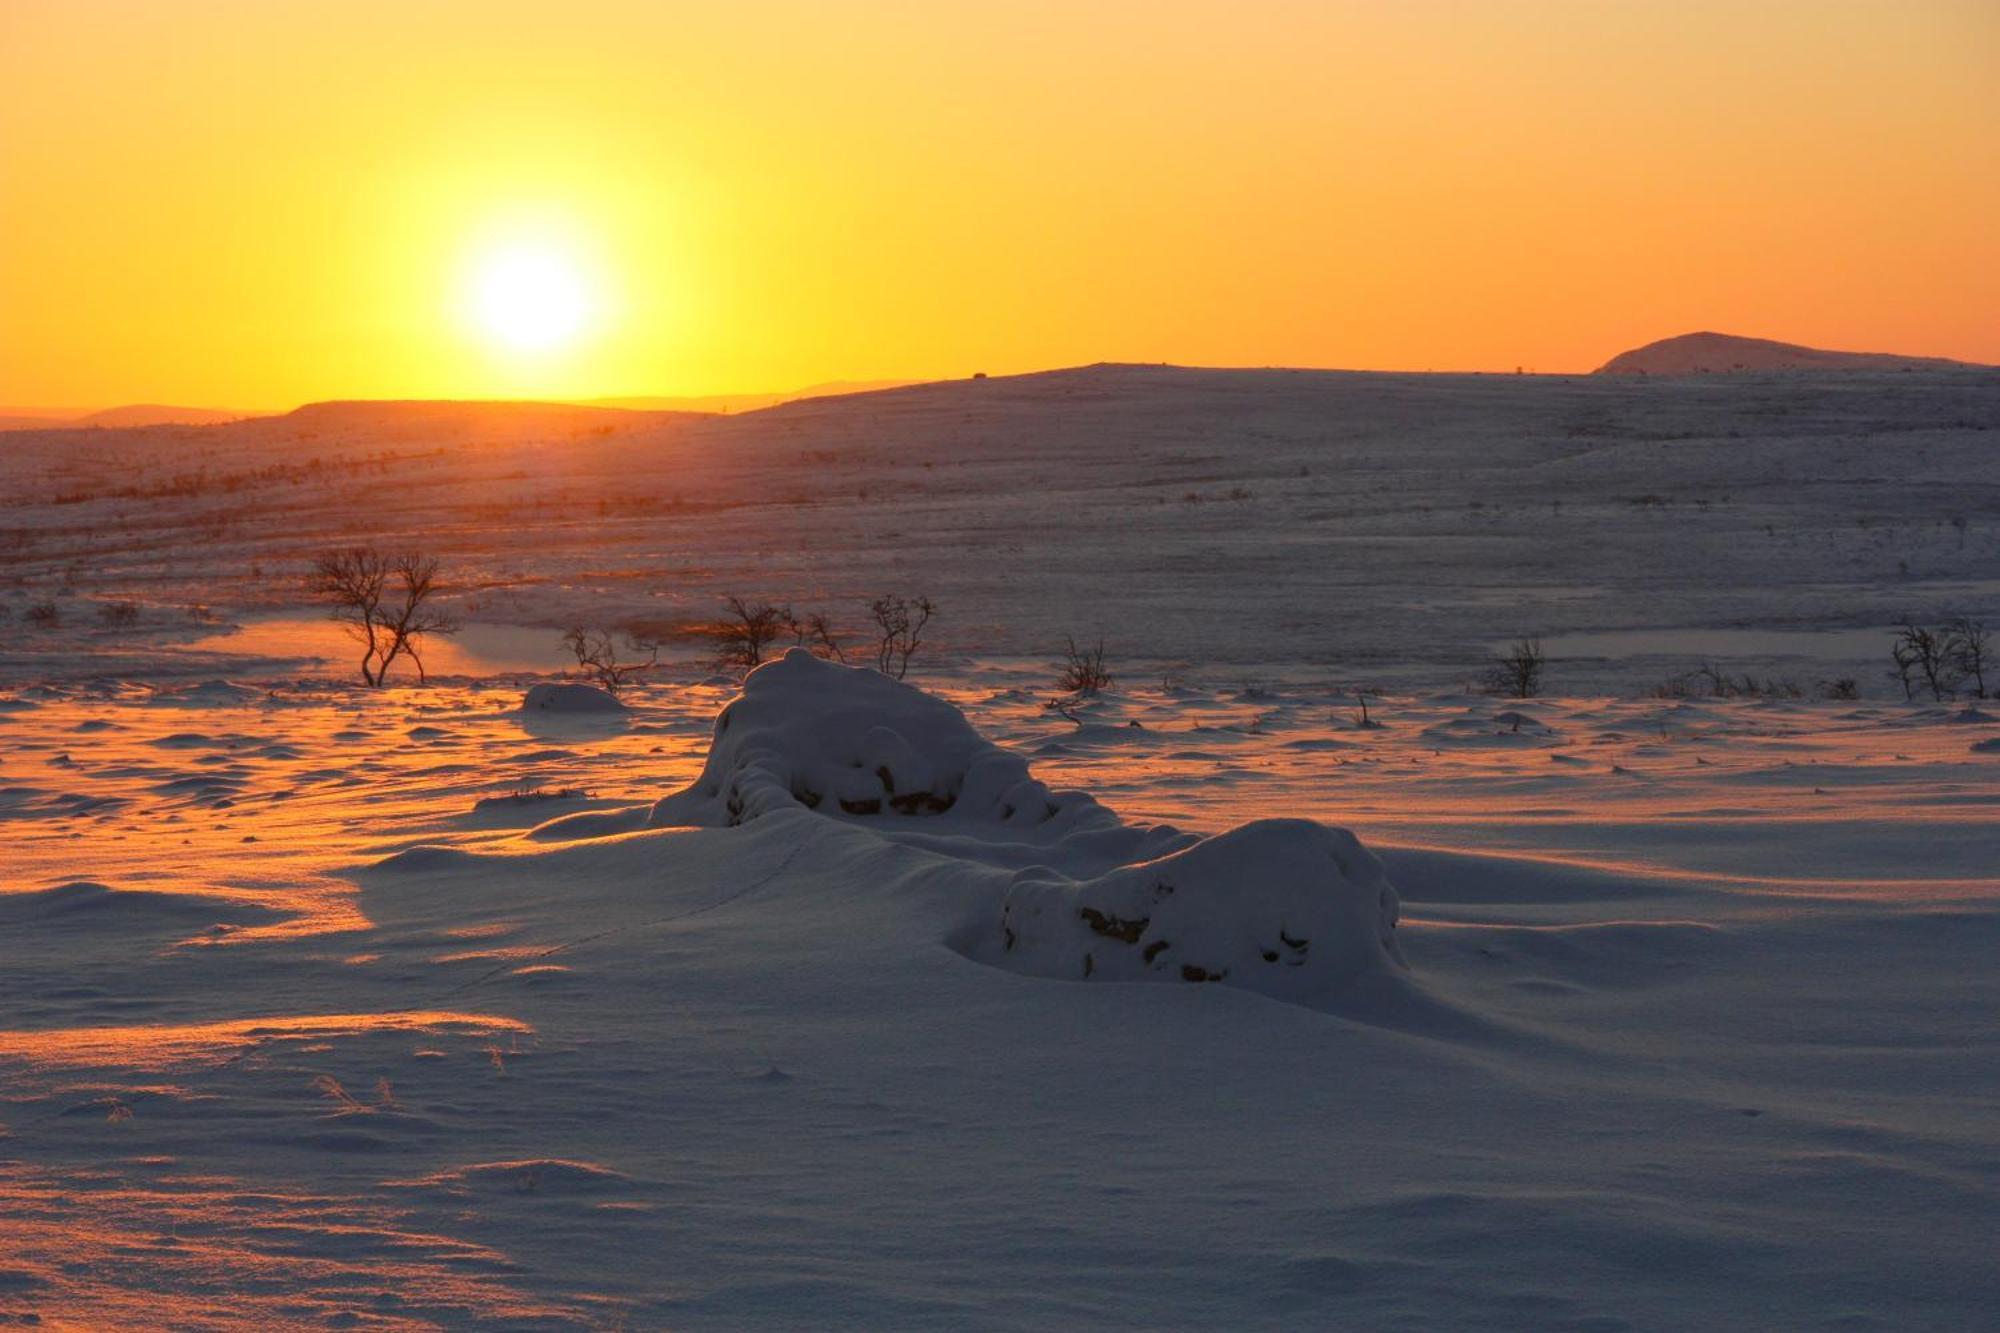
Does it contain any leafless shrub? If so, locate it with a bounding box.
[25,599,59,629]
[97,600,139,629]
[308,548,460,686]
[1816,677,1859,700]
[869,595,934,679]
[1891,620,1962,702]
[1661,664,1810,700]
[712,596,795,673]
[1949,616,1989,698]
[561,626,657,697]
[798,611,845,663]
[1485,637,1544,698]
[1058,635,1111,695]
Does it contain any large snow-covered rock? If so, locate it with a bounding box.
[649,649,1114,835]
[649,651,1406,1002]
[987,819,1404,998]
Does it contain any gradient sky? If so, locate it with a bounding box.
[2,0,1994,409]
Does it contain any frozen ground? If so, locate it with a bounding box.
[0,650,1995,1329]
[1,367,1996,1328]
[1,364,1995,693]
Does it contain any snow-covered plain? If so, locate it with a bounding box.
[1,366,1996,1329]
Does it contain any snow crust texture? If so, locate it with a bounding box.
[650,650,1405,1001]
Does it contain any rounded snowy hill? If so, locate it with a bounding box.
[1596,331,1987,376]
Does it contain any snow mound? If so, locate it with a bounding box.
[385,1159,631,1195]
[978,819,1404,999]
[148,679,264,707]
[520,682,624,713]
[647,652,1406,1002]
[649,649,1115,834]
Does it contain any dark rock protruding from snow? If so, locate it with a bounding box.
[1595,331,1984,376]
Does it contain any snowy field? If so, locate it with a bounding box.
[3,364,1996,692]
[1,367,1997,1329]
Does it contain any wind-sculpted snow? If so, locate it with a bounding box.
[650,649,1110,831]
[520,681,624,713]
[984,820,1405,996]
[646,650,1407,1002]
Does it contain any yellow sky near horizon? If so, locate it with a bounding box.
[2,0,1994,410]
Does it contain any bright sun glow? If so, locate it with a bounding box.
[468,243,593,354]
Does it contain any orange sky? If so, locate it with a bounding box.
[2,0,1994,410]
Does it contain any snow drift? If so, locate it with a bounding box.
[521,682,624,713]
[647,650,1406,1001]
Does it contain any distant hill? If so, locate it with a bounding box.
[275,399,694,442]
[0,403,244,431]
[585,380,918,415]
[1597,332,1986,376]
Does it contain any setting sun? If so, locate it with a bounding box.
[465,241,594,356]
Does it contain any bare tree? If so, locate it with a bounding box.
[1949,616,1989,698]
[308,548,458,686]
[1891,620,1962,702]
[713,596,795,674]
[561,626,657,697]
[1485,636,1545,698]
[869,595,934,679]
[1057,635,1111,695]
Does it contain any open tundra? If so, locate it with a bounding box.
[0,367,1996,1328]
[1,363,1995,692]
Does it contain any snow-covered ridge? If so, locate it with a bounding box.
[640,650,1407,1001]
[1595,330,1987,375]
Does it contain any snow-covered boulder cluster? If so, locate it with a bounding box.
[649,650,1406,1002]
[649,649,1115,834]
[988,819,1404,999]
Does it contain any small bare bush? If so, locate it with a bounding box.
[561,626,657,697]
[1485,637,1544,698]
[869,595,934,679]
[97,600,139,629]
[1660,664,1810,700]
[712,596,795,673]
[1891,621,1962,702]
[798,611,845,662]
[24,599,60,629]
[1949,616,1989,698]
[1057,635,1111,695]
[308,548,459,686]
